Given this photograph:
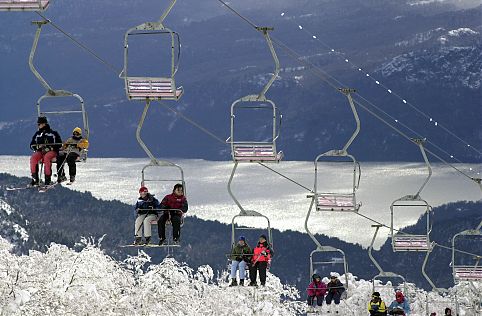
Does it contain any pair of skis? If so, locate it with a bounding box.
[6,181,73,193]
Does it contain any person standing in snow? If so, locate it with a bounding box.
[249,234,273,286]
[134,186,160,245]
[325,274,345,312]
[29,116,62,186]
[307,273,327,310]
[388,289,410,315]
[368,291,388,316]
[157,184,188,245]
[56,127,89,183]
[229,236,252,286]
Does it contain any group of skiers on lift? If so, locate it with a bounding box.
[134,184,188,246]
[229,234,273,287]
[366,290,454,316]
[306,273,346,314]
[29,116,88,185]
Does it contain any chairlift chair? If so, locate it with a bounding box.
[0,0,49,11]
[368,224,407,293]
[29,19,89,169]
[451,221,482,284]
[309,88,361,212]
[227,27,283,163]
[141,159,186,228]
[305,197,349,293]
[121,0,183,101]
[391,139,433,252]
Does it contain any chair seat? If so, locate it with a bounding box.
[315,194,359,212]
[126,78,183,100]
[393,235,431,251]
[233,144,283,162]
[0,0,49,11]
[454,266,482,281]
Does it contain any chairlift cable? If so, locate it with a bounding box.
[267,35,478,183]
[35,12,121,76]
[279,12,482,156]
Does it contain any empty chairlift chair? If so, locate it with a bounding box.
[309,88,361,212]
[121,0,183,101]
[0,0,49,11]
[390,139,433,252]
[452,221,482,283]
[227,27,283,163]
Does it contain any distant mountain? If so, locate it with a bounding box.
[1,172,480,292]
[0,0,480,161]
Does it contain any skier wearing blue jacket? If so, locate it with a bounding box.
[388,290,410,315]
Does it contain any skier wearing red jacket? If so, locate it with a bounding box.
[248,234,273,286]
[157,184,188,245]
[307,273,327,309]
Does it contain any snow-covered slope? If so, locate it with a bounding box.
[0,236,479,315]
[0,198,29,249]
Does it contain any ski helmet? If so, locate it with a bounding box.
[73,127,82,135]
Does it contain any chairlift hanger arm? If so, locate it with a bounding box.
[29,19,53,93]
[256,27,280,100]
[412,138,432,198]
[339,88,361,153]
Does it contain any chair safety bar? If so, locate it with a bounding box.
[393,235,432,251]
[0,0,49,11]
[453,266,482,282]
[126,78,183,101]
[232,143,283,163]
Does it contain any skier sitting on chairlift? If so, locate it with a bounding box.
[388,289,410,315]
[307,273,327,311]
[368,291,388,316]
[56,127,89,184]
[134,186,160,245]
[157,184,188,245]
[249,234,273,287]
[229,236,252,287]
[29,116,62,186]
[443,307,452,316]
[325,273,345,312]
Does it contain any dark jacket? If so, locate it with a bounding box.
[160,193,188,215]
[327,279,345,295]
[30,124,62,152]
[135,193,161,215]
[230,243,252,262]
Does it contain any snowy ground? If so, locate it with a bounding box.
[1,156,480,248]
[0,236,479,316]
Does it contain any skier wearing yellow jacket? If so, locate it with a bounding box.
[368,292,388,316]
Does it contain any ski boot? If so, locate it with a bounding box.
[57,173,67,183]
[143,237,151,245]
[69,175,75,183]
[229,279,238,287]
[248,281,258,287]
[44,175,52,185]
[172,238,180,245]
[158,238,166,246]
[134,237,142,245]
[30,173,39,186]
[239,279,244,286]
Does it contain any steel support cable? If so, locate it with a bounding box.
[35,12,121,76]
[279,13,482,156]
